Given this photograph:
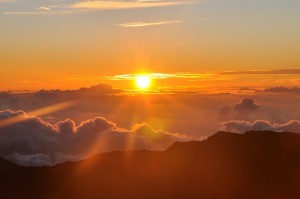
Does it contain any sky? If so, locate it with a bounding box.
[1,0,300,166]
[3,85,300,166]
[1,0,300,90]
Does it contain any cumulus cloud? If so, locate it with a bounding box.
[3,0,192,15]
[233,98,259,119]
[0,110,188,166]
[218,99,260,121]
[220,120,300,134]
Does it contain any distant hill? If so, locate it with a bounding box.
[1,131,300,199]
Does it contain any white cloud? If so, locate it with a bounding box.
[220,120,300,134]
[119,20,181,28]
[0,109,189,166]
[38,6,53,11]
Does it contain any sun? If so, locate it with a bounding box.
[135,75,151,89]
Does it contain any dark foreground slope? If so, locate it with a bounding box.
[1,131,300,199]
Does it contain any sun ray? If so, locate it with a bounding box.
[0,100,78,128]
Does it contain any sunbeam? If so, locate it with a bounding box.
[0,100,78,128]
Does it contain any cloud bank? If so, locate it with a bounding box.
[220,120,300,134]
[0,110,188,166]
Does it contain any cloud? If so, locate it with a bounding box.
[217,99,261,122]
[3,0,192,16]
[118,20,181,28]
[261,87,300,94]
[3,3,71,15]
[38,6,53,11]
[220,69,300,75]
[220,120,300,134]
[71,0,188,10]
[3,10,72,15]
[218,106,231,121]
[107,72,215,80]
[233,98,259,119]
[234,99,259,112]
[0,110,189,166]
[5,153,81,167]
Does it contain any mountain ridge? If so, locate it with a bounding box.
[1,130,300,199]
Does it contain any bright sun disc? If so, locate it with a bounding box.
[136,75,151,89]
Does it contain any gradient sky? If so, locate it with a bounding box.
[1,0,300,90]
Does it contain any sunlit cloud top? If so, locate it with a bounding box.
[106,73,215,80]
[1,0,192,15]
[71,0,188,10]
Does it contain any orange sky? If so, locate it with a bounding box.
[0,0,300,90]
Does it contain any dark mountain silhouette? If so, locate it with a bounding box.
[1,131,300,199]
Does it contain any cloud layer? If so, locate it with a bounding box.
[220,120,300,134]
[0,110,188,166]
[262,87,300,94]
